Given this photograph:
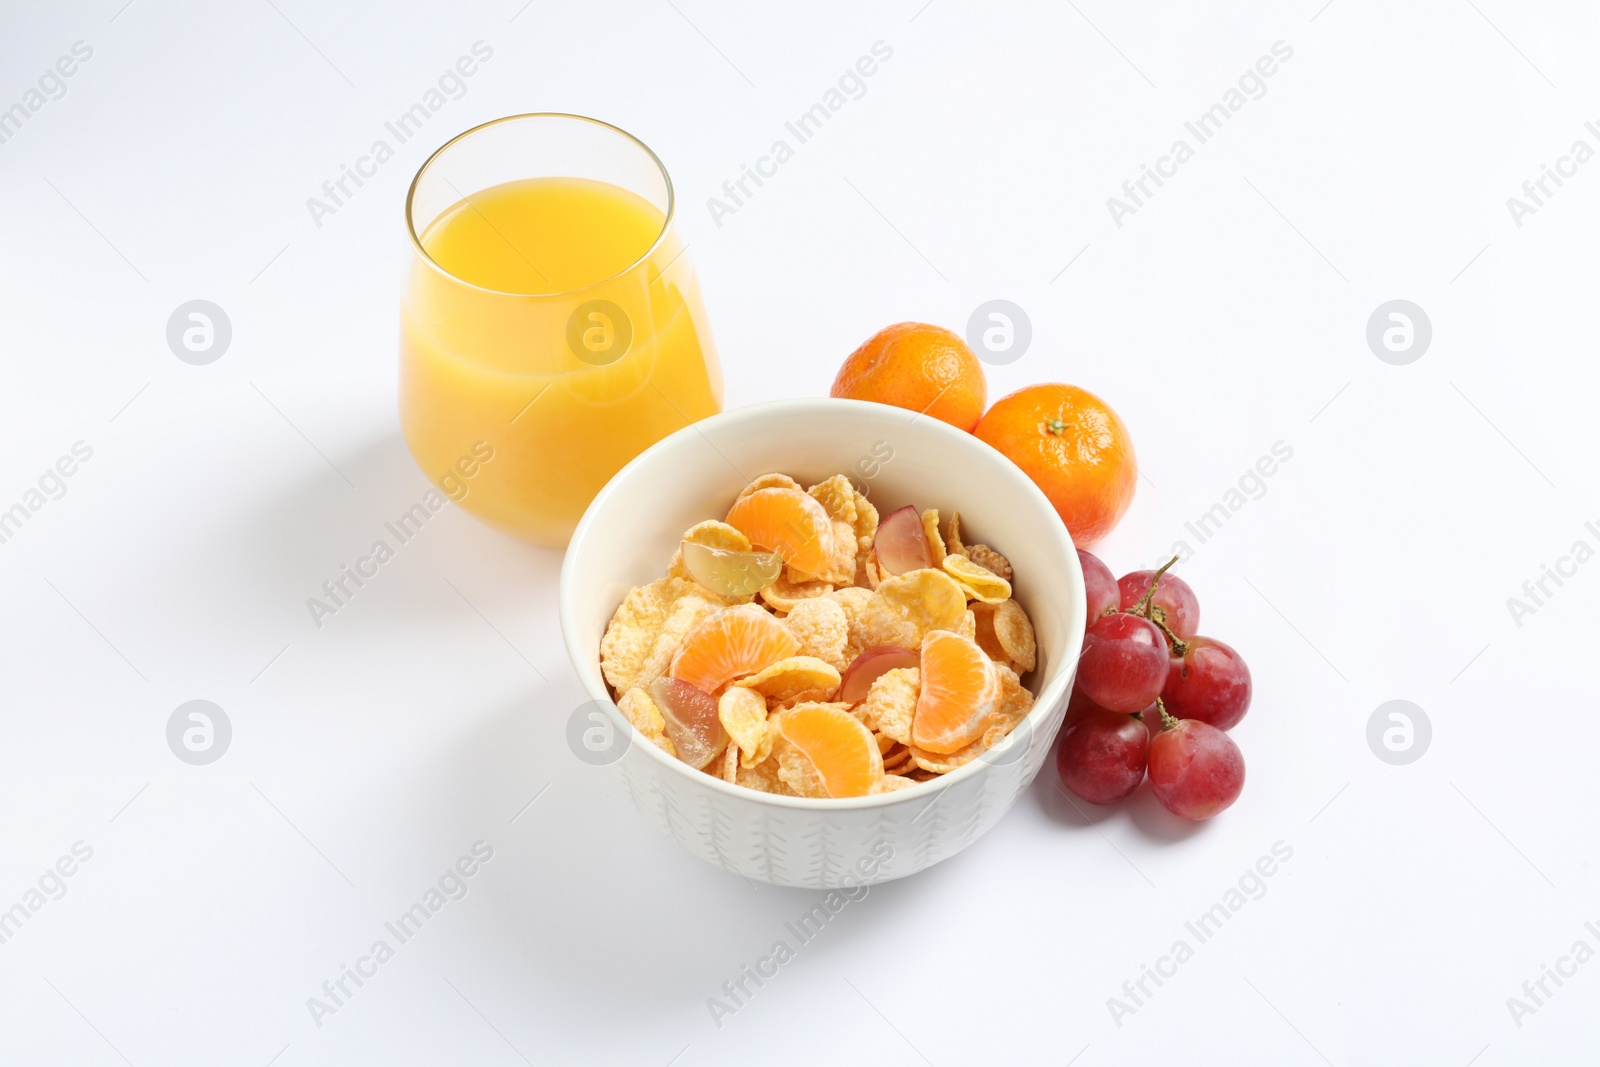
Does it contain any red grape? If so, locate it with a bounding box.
[837,646,920,704]
[1076,613,1169,713]
[1079,549,1119,633]
[1163,636,1251,730]
[1148,718,1244,819]
[1119,568,1200,637]
[875,505,932,575]
[1056,709,1148,804]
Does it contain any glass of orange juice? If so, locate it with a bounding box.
[401,114,722,547]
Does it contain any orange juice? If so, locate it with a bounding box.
[401,175,721,546]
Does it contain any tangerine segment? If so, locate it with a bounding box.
[771,703,884,798]
[726,488,834,577]
[912,629,999,754]
[669,604,799,694]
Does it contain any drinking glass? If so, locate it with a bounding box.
[401,114,722,547]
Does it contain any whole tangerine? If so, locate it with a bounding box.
[974,383,1136,546]
[830,322,987,432]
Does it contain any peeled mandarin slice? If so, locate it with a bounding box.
[669,604,799,694]
[912,629,998,754]
[771,703,884,798]
[725,488,833,577]
[680,541,783,598]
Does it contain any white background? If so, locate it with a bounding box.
[1,0,1595,1063]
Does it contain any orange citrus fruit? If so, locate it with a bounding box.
[830,322,987,432]
[725,488,833,575]
[670,604,799,693]
[974,383,1136,546]
[772,703,883,798]
[912,629,998,754]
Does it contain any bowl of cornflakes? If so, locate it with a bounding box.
[559,398,1085,886]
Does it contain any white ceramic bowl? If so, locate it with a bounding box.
[559,398,1085,887]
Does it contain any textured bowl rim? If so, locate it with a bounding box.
[558,397,1085,811]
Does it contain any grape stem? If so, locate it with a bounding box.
[1157,697,1178,732]
[1131,555,1189,655]
[1131,555,1179,618]
[1147,609,1189,657]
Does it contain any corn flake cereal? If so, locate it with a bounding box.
[942,553,1012,604]
[870,569,967,647]
[597,471,1039,798]
[737,473,802,499]
[760,573,834,613]
[776,741,830,799]
[858,667,919,744]
[967,543,1013,582]
[851,491,879,551]
[733,656,841,704]
[922,508,946,564]
[945,511,966,556]
[600,578,721,692]
[781,596,850,670]
[807,474,858,525]
[717,686,769,759]
[991,599,1037,673]
[618,687,676,758]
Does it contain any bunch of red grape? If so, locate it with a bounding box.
[1056,551,1250,821]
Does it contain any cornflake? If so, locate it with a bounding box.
[596,471,1038,797]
